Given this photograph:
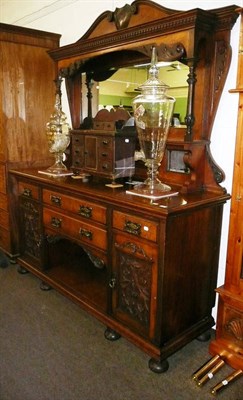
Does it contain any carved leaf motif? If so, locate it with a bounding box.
[82,246,105,269]
[21,200,41,258]
[214,40,229,93]
[115,242,153,327]
[119,254,151,326]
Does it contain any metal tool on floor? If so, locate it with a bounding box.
[211,369,243,395]
[191,355,243,395]
[192,354,221,383]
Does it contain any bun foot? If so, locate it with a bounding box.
[40,281,52,291]
[149,358,169,373]
[17,265,29,274]
[196,331,211,342]
[104,328,121,341]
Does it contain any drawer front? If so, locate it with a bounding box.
[98,147,113,162]
[93,121,115,131]
[72,157,84,169]
[113,210,158,242]
[72,134,84,169]
[43,189,106,224]
[72,134,84,147]
[0,193,8,211]
[18,181,39,200]
[43,208,107,250]
[98,160,113,173]
[0,209,9,228]
[72,147,84,167]
[98,137,113,150]
[0,227,10,252]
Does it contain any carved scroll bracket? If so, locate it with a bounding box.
[157,43,186,62]
[115,241,153,261]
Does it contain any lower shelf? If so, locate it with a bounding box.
[19,239,108,313]
[16,238,218,372]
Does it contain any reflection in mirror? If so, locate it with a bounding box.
[97,62,189,127]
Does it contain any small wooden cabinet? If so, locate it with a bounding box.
[0,23,60,258]
[71,129,136,181]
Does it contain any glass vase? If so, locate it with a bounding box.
[132,47,175,198]
[45,78,71,176]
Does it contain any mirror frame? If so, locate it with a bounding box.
[48,0,239,193]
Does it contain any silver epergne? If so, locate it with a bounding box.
[45,76,71,176]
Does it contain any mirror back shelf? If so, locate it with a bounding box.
[48,0,239,194]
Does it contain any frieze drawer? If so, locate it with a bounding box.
[43,208,107,250]
[43,189,107,224]
[113,210,158,242]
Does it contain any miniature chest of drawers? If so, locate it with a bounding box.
[71,129,136,182]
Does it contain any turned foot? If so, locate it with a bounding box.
[40,281,52,291]
[149,358,169,373]
[196,331,211,342]
[104,327,121,341]
[17,265,29,274]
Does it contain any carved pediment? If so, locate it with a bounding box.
[79,0,179,40]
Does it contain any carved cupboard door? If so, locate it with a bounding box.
[84,136,97,170]
[19,184,44,270]
[111,232,158,340]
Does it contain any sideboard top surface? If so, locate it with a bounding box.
[9,168,230,217]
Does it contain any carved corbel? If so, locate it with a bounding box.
[181,144,205,193]
[157,43,186,62]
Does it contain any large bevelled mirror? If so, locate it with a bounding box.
[97,61,189,127]
[80,60,189,128]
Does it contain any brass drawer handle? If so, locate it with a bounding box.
[50,195,61,206]
[102,164,109,170]
[124,220,141,236]
[102,140,109,145]
[23,188,32,197]
[79,205,92,218]
[51,217,62,228]
[101,152,108,157]
[79,228,93,240]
